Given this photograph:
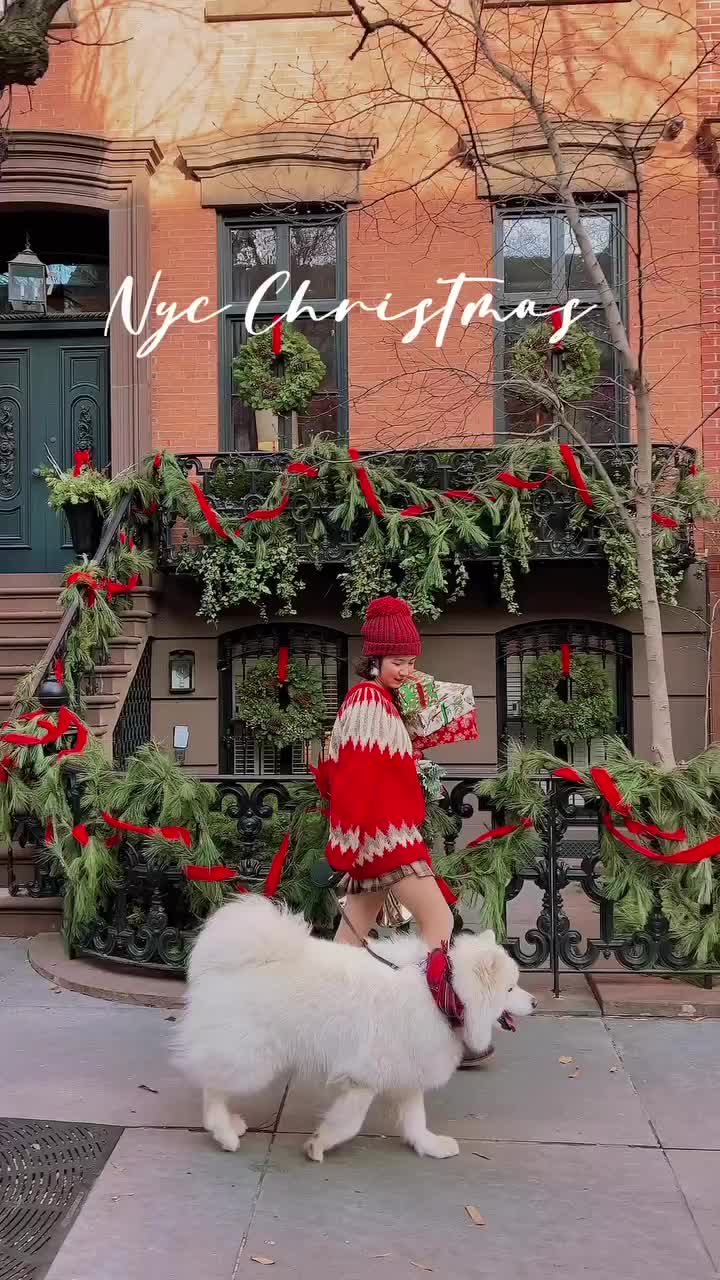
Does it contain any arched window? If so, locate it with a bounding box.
[219,624,348,776]
[497,620,632,766]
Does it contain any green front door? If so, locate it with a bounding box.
[0,329,109,573]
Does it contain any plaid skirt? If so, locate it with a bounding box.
[342,860,435,895]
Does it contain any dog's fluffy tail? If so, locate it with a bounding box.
[187,895,311,982]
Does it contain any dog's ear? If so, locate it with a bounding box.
[473,947,503,988]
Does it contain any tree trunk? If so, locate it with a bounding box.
[634,382,676,768]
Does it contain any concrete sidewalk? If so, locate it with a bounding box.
[1,937,719,1280]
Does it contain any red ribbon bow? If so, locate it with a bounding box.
[72,449,92,476]
[559,444,594,507]
[497,470,549,491]
[101,812,193,847]
[348,448,384,519]
[271,316,283,357]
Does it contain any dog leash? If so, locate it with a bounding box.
[331,889,400,971]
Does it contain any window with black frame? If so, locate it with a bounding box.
[219,212,348,450]
[220,625,348,777]
[494,202,626,442]
[497,621,632,768]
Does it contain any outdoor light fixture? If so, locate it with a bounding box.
[37,673,68,710]
[173,725,190,765]
[169,649,195,694]
[7,237,53,314]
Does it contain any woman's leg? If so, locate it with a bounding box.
[334,888,387,945]
[391,874,454,950]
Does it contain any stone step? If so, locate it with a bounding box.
[0,888,62,937]
[0,607,154,640]
[0,662,132,696]
[0,634,144,667]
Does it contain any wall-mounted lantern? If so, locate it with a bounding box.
[8,238,53,314]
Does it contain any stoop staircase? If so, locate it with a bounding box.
[0,572,160,937]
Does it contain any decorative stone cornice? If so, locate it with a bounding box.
[458,119,669,197]
[177,130,378,206]
[205,0,350,18]
[4,131,163,188]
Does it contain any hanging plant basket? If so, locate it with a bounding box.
[63,501,105,557]
[511,322,601,403]
[234,658,326,748]
[232,323,326,416]
[523,650,616,743]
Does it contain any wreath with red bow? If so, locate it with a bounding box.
[523,650,616,744]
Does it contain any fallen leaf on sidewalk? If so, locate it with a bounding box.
[251,1258,275,1266]
[138,1084,159,1094]
[558,1056,573,1065]
[465,1206,486,1227]
[409,1264,433,1272]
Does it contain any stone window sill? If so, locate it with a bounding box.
[205,0,350,19]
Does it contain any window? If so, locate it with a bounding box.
[494,201,626,442]
[219,212,348,450]
[220,625,348,776]
[497,621,632,767]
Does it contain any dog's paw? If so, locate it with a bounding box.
[229,1113,248,1138]
[304,1136,325,1163]
[414,1132,460,1160]
[211,1129,241,1153]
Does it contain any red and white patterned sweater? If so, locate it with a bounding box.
[323,682,455,902]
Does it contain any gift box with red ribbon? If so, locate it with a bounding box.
[397,670,438,717]
[406,680,479,751]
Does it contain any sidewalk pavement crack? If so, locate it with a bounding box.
[230,1077,291,1279]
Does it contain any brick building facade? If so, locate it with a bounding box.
[0,0,715,772]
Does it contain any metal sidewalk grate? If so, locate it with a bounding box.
[0,1119,121,1280]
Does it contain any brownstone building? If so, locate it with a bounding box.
[0,0,714,803]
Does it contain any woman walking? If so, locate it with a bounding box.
[326,595,455,948]
[323,596,492,1066]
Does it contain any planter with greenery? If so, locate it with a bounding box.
[41,452,114,557]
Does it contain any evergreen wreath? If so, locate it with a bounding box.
[523,651,616,744]
[233,658,326,748]
[232,323,326,415]
[511,322,601,402]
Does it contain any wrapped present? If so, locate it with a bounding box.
[408,680,479,751]
[397,670,438,717]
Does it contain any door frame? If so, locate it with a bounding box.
[0,130,162,472]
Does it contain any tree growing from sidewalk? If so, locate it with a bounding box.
[265,0,719,767]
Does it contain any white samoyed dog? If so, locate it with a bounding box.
[175,896,536,1163]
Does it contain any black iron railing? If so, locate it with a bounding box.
[13,772,716,989]
[158,445,696,569]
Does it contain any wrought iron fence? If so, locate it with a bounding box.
[158,445,696,570]
[11,771,716,988]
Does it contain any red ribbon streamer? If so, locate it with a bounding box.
[690,464,698,476]
[101,811,193,847]
[72,449,91,476]
[245,493,290,522]
[497,470,549,491]
[602,813,720,865]
[0,755,15,784]
[56,707,89,761]
[400,504,433,517]
[153,453,163,471]
[72,824,90,847]
[45,820,54,845]
[277,646,289,684]
[104,573,140,602]
[263,833,291,897]
[589,766,631,816]
[553,766,584,783]
[185,864,247,886]
[561,643,571,677]
[559,444,594,507]
[287,461,320,477]
[549,306,565,351]
[651,512,679,529]
[443,490,481,502]
[468,817,533,847]
[625,817,687,841]
[348,448,384,518]
[271,315,283,357]
[119,531,136,549]
[53,657,64,684]
[190,480,230,540]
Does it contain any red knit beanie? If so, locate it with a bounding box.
[361,596,422,657]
